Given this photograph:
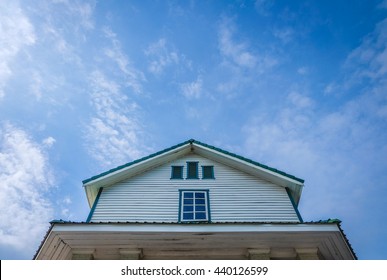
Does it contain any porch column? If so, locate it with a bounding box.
[248,248,271,260]
[119,249,143,260]
[296,248,321,260]
[71,249,95,260]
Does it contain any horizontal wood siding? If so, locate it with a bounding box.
[90,153,299,223]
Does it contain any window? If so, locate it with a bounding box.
[202,166,215,179]
[171,166,183,179]
[180,190,209,222]
[186,161,199,179]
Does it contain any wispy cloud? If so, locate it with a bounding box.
[254,0,274,16]
[242,16,387,225]
[83,25,151,168]
[180,76,203,99]
[85,71,149,168]
[345,18,387,84]
[378,0,387,9]
[297,66,309,75]
[287,91,314,109]
[103,27,145,93]
[50,0,96,30]
[216,17,278,95]
[0,1,36,99]
[218,19,258,69]
[0,123,54,256]
[145,38,191,75]
[273,27,295,44]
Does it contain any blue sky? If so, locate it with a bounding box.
[0,0,386,260]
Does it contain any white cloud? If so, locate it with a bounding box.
[378,0,387,9]
[59,196,72,220]
[216,17,278,96]
[242,17,387,224]
[50,0,95,30]
[42,24,80,64]
[254,0,274,16]
[297,66,308,75]
[218,20,258,69]
[0,123,54,255]
[345,19,387,83]
[42,137,56,148]
[287,91,314,109]
[181,76,203,99]
[145,38,190,75]
[103,27,145,93]
[85,71,150,168]
[0,1,36,99]
[217,17,278,95]
[273,27,294,44]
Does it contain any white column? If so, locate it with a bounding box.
[71,249,95,260]
[119,249,143,260]
[248,248,271,260]
[296,248,321,260]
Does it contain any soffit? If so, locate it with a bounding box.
[35,223,355,260]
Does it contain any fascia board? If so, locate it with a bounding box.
[52,223,340,233]
[192,143,304,203]
[193,143,303,186]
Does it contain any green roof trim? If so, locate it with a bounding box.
[82,139,192,184]
[191,139,304,183]
[82,139,304,185]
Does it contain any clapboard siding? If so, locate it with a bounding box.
[90,153,300,222]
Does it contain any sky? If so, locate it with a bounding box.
[0,0,386,260]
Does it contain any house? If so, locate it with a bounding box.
[34,139,356,260]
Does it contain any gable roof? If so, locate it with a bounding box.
[83,139,304,207]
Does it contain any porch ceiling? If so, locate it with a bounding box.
[35,223,355,260]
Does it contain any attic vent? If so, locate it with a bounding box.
[171,166,183,179]
[187,162,199,179]
[202,166,215,179]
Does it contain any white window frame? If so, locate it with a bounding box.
[179,190,210,222]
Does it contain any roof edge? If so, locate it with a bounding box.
[82,138,304,185]
[192,139,304,184]
[82,139,192,185]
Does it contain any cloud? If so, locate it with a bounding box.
[85,71,150,168]
[180,76,203,99]
[378,0,387,9]
[103,27,145,93]
[0,1,36,99]
[58,196,72,219]
[50,0,95,30]
[297,66,309,75]
[0,123,55,257]
[218,19,258,69]
[42,136,56,148]
[216,17,278,94]
[254,0,274,16]
[287,91,314,109]
[273,27,295,44]
[345,18,387,84]
[144,38,190,75]
[242,17,387,225]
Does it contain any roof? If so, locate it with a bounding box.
[82,139,305,207]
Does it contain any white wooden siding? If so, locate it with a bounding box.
[90,153,300,223]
